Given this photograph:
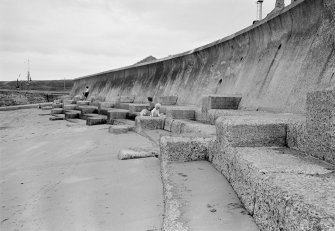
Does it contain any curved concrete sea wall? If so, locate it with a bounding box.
[71,0,335,113]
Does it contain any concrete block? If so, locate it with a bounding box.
[52,103,63,109]
[215,116,287,147]
[78,106,98,115]
[63,104,77,110]
[86,115,107,126]
[306,89,335,164]
[163,117,174,132]
[202,95,242,112]
[209,146,335,231]
[109,125,132,134]
[107,109,129,124]
[119,96,135,103]
[160,135,214,162]
[98,108,112,115]
[158,96,178,105]
[81,113,97,120]
[135,116,165,131]
[76,100,90,106]
[118,149,158,160]
[41,106,52,110]
[63,100,76,105]
[73,95,83,101]
[51,108,64,115]
[49,115,65,121]
[53,99,61,104]
[115,103,130,110]
[65,110,81,119]
[98,101,115,109]
[286,116,307,152]
[166,107,195,120]
[128,104,148,113]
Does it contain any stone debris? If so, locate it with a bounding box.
[109,125,133,134]
[118,149,158,160]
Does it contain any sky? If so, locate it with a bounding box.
[0,0,291,81]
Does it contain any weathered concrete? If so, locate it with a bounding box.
[64,110,81,120]
[86,115,107,126]
[52,103,63,109]
[63,104,77,110]
[128,103,148,113]
[63,99,76,105]
[306,89,335,164]
[76,100,90,106]
[109,125,132,134]
[158,96,178,105]
[286,115,307,152]
[209,145,335,231]
[115,102,130,110]
[215,116,287,147]
[160,135,214,162]
[78,105,98,115]
[51,108,64,115]
[166,107,196,120]
[118,148,158,160]
[135,116,165,131]
[107,109,129,124]
[71,0,335,114]
[161,160,259,231]
[164,118,216,136]
[98,101,115,109]
[202,95,242,112]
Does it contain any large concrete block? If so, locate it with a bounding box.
[135,116,165,131]
[76,100,90,106]
[160,136,214,162]
[98,101,115,110]
[86,115,107,126]
[63,104,77,110]
[158,96,178,105]
[202,95,242,112]
[115,103,130,110]
[63,99,76,105]
[78,106,98,115]
[166,107,195,120]
[306,89,335,164]
[64,110,81,120]
[52,103,63,109]
[286,116,307,152]
[119,96,135,103]
[216,116,287,147]
[128,104,148,113]
[107,109,129,124]
[51,108,64,115]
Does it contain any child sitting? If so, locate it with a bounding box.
[150,103,161,117]
[140,97,155,116]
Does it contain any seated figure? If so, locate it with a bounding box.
[140,97,155,116]
[150,103,161,117]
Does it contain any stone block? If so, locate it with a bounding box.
[286,116,307,152]
[64,110,81,119]
[202,95,242,112]
[107,109,129,124]
[306,89,335,164]
[63,104,77,110]
[158,96,178,105]
[160,135,214,162]
[98,102,115,110]
[63,100,76,105]
[108,125,132,134]
[81,113,96,120]
[216,116,287,147]
[51,108,64,115]
[119,96,135,103]
[86,115,107,126]
[128,104,148,113]
[78,106,98,115]
[76,100,90,106]
[41,106,52,110]
[135,116,165,131]
[115,103,130,110]
[166,107,195,120]
[98,108,112,115]
[49,115,65,121]
[52,103,63,109]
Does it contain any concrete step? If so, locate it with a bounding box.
[107,109,129,124]
[128,103,148,113]
[164,118,216,136]
[209,146,335,231]
[166,106,196,120]
[158,96,178,105]
[115,102,130,110]
[64,110,81,120]
[161,160,259,231]
[76,100,90,106]
[202,95,242,112]
[41,106,52,110]
[135,116,165,131]
[80,113,98,120]
[63,99,76,105]
[51,108,64,115]
[86,115,107,126]
[63,104,77,110]
[49,114,65,121]
[78,105,98,115]
[52,103,63,109]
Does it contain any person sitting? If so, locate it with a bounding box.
[83,86,89,100]
[150,103,161,117]
[140,97,155,116]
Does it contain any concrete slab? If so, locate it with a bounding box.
[63,99,76,105]
[76,100,90,106]
[115,102,130,110]
[109,125,132,134]
[306,89,335,164]
[78,105,98,115]
[98,101,115,109]
[63,104,77,110]
[86,115,107,126]
[160,135,214,162]
[215,116,287,147]
[64,110,81,120]
[166,107,196,120]
[158,96,178,105]
[209,145,335,231]
[161,161,259,231]
[52,103,63,109]
[164,118,216,136]
[202,95,242,112]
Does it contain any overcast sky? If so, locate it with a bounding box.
[0,0,290,81]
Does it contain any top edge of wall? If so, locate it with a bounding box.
[74,0,305,81]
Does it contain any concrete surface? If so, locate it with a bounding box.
[0,109,163,231]
[166,107,196,120]
[164,118,216,136]
[202,95,242,112]
[86,115,107,126]
[51,108,64,115]
[108,125,132,134]
[128,104,148,113]
[71,0,335,113]
[135,116,165,131]
[158,96,178,105]
[161,160,259,231]
[52,103,63,109]
[107,109,129,124]
[118,148,158,160]
[63,104,77,110]
[306,89,335,164]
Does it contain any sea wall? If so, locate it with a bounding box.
[71,0,335,113]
